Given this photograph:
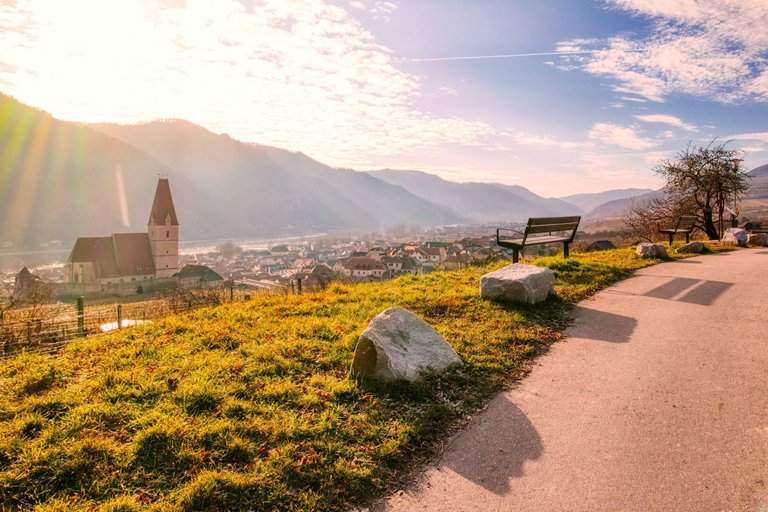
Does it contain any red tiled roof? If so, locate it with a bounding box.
[68,236,120,277]
[148,178,178,226]
[343,257,386,271]
[68,233,155,278]
[113,233,156,276]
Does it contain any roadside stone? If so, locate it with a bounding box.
[636,243,667,259]
[350,307,462,382]
[586,240,617,252]
[747,233,768,246]
[479,263,554,304]
[675,242,705,254]
[722,228,748,246]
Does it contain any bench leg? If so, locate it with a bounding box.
[563,242,569,258]
[685,233,689,244]
[512,249,519,263]
[668,233,673,245]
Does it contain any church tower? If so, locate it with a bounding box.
[148,178,179,278]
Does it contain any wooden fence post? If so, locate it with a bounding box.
[117,304,123,330]
[76,296,85,336]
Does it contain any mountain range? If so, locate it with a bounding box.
[2,92,764,250]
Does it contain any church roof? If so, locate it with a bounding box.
[113,233,156,276]
[148,178,178,226]
[68,237,120,277]
[68,233,155,278]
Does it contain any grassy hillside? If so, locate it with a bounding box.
[0,249,704,511]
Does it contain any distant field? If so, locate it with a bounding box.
[0,247,723,511]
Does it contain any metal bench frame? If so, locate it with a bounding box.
[496,216,581,263]
[658,215,696,245]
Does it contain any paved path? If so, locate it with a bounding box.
[376,249,768,512]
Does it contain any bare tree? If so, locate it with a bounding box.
[623,193,698,243]
[163,281,230,314]
[0,282,14,326]
[654,141,749,240]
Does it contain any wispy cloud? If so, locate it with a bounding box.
[500,130,580,149]
[558,0,768,103]
[727,132,768,142]
[588,122,657,149]
[0,0,490,169]
[398,49,641,63]
[348,0,398,21]
[634,114,696,131]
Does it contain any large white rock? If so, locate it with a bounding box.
[675,241,705,254]
[722,228,748,246]
[747,233,768,246]
[479,263,554,304]
[636,243,667,259]
[350,307,462,382]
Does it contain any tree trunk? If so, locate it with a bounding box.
[702,207,719,240]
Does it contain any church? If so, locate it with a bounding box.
[65,178,179,285]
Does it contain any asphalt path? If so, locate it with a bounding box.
[376,248,768,512]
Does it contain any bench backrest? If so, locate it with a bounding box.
[524,216,581,242]
[675,215,697,232]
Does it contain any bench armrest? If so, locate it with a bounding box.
[496,227,524,240]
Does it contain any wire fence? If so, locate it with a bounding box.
[0,284,289,359]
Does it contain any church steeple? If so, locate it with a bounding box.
[148,178,178,226]
[147,178,179,278]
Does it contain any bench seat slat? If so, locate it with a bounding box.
[497,234,571,247]
[528,216,581,225]
[525,223,580,234]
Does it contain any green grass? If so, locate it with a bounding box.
[0,247,718,511]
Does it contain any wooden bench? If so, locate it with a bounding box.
[496,216,581,263]
[658,215,696,245]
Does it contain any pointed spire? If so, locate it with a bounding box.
[148,178,178,226]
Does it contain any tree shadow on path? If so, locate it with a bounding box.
[441,395,542,495]
[567,307,638,343]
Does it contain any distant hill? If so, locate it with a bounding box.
[0,92,469,250]
[367,169,582,222]
[93,122,463,238]
[749,164,768,177]
[584,190,663,220]
[0,93,210,249]
[583,163,768,221]
[560,188,654,213]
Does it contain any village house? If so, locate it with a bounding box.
[173,264,223,288]
[336,256,386,279]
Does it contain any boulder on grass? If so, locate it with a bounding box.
[479,263,554,304]
[350,307,462,382]
[747,233,768,247]
[676,242,705,254]
[722,228,748,246]
[636,243,667,259]
[585,240,617,252]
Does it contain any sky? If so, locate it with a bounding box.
[0,0,767,196]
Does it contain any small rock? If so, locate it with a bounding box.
[636,243,667,259]
[585,240,617,252]
[747,233,768,246]
[479,263,554,304]
[675,242,704,254]
[722,228,748,246]
[350,307,462,382]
